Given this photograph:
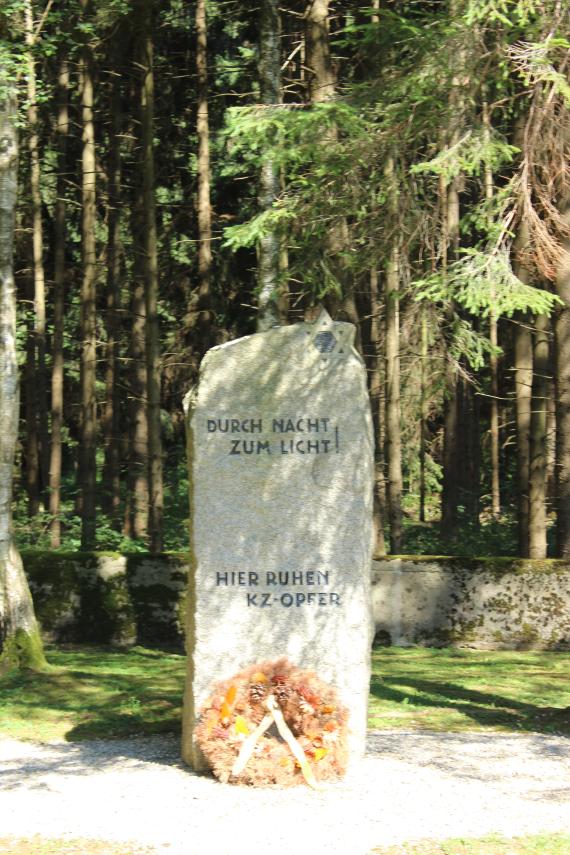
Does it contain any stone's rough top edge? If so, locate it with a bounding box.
[197,309,362,371]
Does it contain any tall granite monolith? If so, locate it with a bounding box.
[181,310,374,772]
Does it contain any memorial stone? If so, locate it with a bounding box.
[181,309,374,773]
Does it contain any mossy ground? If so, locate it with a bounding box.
[369,833,570,854]
[369,647,570,735]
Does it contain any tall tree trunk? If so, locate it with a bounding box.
[257,0,282,331]
[24,277,40,516]
[0,93,46,672]
[305,0,336,103]
[49,56,69,547]
[441,168,461,537]
[384,156,403,553]
[25,0,49,497]
[137,0,163,551]
[195,0,214,349]
[366,266,386,554]
[101,57,122,524]
[79,0,98,550]
[126,190,149,542]
[555,207,570,557]
[368,2,384,550]
[529,314,549,558]
[489,313,501,517]
[458,375,480,525]
[305,0,359,334]
[483,101,501,518]
[419,307,428,522]
[513,222,533,557]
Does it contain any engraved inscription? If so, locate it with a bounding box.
[215,568,342,608]
[206,416,340,456]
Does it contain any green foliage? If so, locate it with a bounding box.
[511,37,570,105]
[411,130,519,183]
[414,248,561,320]
[402,514,519,558]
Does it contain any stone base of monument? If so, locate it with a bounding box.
[193,658,349,787]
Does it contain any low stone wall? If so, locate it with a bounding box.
[372,557,570,650]
[24,552,188,649]
[23,552,570,650]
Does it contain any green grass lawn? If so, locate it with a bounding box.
[0,645,185,742]
[369,647,570,736]
[1,645,569,742]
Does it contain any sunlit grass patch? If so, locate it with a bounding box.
[0,837,154,854]
[1,645,570,743]
[369,832,570,854]
[0,645,185,742]
[368,647,570,735]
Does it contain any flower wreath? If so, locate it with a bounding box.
[194,657,349,787]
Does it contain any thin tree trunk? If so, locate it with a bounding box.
[79,0,98,550]
[367,4,384,548]
[137,0,163,551]
[458,375,480,525]
[24,278,40,516]
[546,373,556,504]
[529,314,549,558]
[482,100,501,518]
[419,308,428,522]
[367,266,386,554]
[384,156,403,553]
[441,169,461,537]
[0,93,46,672]
[196,0,213,348]
[555,207,570,557]
[257,0,282,331]
[101,58,122,524]
[513,222,533,557]
[489,315,501,516]
[305,0,359,335]
[25,0,49,497]
[49,56,69,547]
[126,192,149,542]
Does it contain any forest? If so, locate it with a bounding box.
[0,0,569,561]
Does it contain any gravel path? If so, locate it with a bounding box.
[1,731,569,854]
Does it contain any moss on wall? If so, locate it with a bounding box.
[21,552,570,651]
[23,551,191,649]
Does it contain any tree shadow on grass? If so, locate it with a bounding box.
[370,675,570,736]
[0,650,185,744]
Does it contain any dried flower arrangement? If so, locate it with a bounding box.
[194,657,349,787]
